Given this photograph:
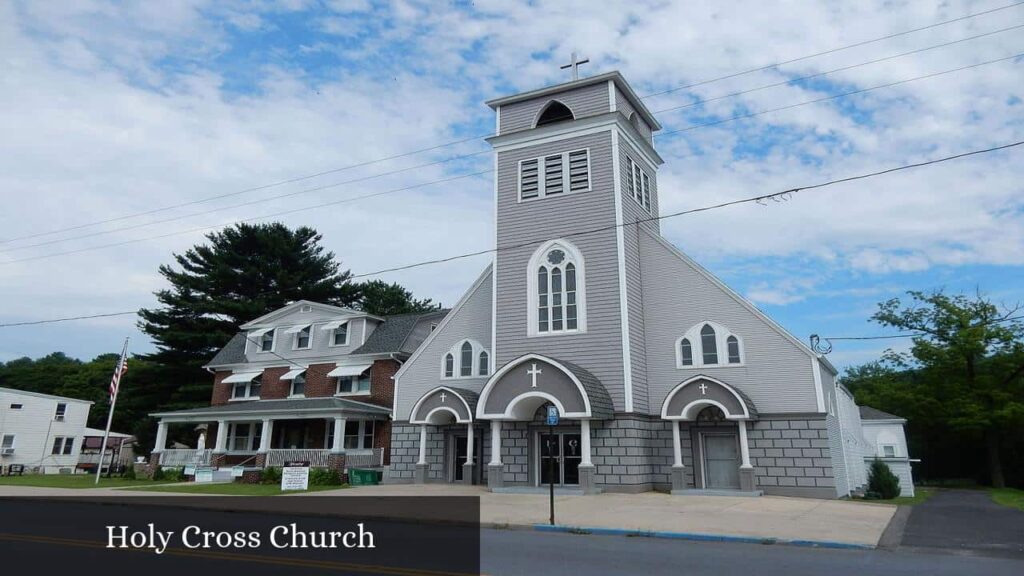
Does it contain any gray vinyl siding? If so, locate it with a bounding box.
[393,269,493,421]
[619,137,660,230]
[499,82,611,134]
[614,87,654,143]
[639,230,821,415]
[495,130,628,410]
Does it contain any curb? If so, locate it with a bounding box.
[532,524,876,550]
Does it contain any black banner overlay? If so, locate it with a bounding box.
[0,496,480,575]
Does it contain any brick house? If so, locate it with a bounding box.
[150,300,446,474]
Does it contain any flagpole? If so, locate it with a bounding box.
[95,337,128,485]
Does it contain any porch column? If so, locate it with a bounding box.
[331,417,346,453]
[737,420,756,493]
[578,419,597,494]
[670,420,687,493]
[258,419,272,452]
[414,424,429,484]
[153,421,168,453]
[461,422,475,485]
[213,419,228,454]
[486,420,504,491]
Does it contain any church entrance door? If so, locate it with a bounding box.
[539,432,582,486]
[702,433,740,489]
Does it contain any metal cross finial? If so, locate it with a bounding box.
[560,52,590,81]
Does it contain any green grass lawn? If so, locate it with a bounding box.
[121,482,350,496]
[852,487,934,506]
[0,474,171,489]
[990,488,1024,512]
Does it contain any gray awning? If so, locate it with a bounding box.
[280,368,306,381]
[327,363,372,377]
[221,371,262,384]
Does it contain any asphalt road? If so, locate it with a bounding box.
[899,489,1024,557]
[482,528,1024,576]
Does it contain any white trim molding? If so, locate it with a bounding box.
[660,375,751,421]
[476,353,594,420]
[675,320,745,368]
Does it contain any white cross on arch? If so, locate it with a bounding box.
[439,392,447,403]
[698,382,708,395]
[527,363,542,388]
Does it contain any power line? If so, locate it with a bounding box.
[7,52,1017,263]
[0,169,493,265]
[349,139,1024,278]
[7,2,1019,248]
[2,140,1019,329]
[639,0,1024,99]
[650,23,1024,116]
[655,51,1023,140]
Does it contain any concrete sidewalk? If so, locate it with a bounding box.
[313,484,896,547]
[0,483,896,547]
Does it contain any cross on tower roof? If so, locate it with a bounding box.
[560,52,590,81]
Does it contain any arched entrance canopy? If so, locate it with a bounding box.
[660,376,758,421]
[409,386,478,425]
[476,354,613,420]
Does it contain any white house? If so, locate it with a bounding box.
[859,406,916,497]
[0,387,92,474]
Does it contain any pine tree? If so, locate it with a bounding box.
[356,280,439,316]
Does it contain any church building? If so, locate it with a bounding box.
[387,69,883,498]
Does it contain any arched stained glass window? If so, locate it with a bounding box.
[701,324,718,365]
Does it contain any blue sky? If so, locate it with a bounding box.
[1,0,1022,373]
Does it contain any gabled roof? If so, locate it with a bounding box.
[239,300,381,329]
[486,71,662,131]
[351,309,449,355]
[206,332,248,368]
[859,405,906,422]
[0,386,93,405]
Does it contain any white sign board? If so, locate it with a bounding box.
[281,461,310,491]
[183,466,196,476]
[194,468,214,483]
[232,466,245,478]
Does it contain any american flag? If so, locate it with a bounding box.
[110,355,128,403]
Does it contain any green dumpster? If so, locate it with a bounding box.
[349,468,379,486]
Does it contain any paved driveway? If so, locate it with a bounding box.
[901,489,1024,558]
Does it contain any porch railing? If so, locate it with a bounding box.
[158,449,212,467]
[343,448,384,468]
[265,449,332,468]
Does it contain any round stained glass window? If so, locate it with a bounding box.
[547,249,565,265]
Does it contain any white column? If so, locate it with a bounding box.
[466,422,475,465]
[214,419,228,453]
[580,419,592,466]
[332,417,346,453]
[671,420,683,468]
[153,421,168,453]
[417,425,428,465]
[738,420,752,468]
[488,420,502,466]
[258,418,272,452]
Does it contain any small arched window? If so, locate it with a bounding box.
[700,324,718,365]
[679,338,693,366]
[291,372,306,396]
[260,330,274,352]
[478,351,489,376]
[249,375,262,398]
[536,101,574,127]
[727,336,741,364]
[444,354,454,378]
[460,342,473,377]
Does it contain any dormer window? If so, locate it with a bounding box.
[295,326,311,349]
[535,100,574,127]
[259,329,274,352]
[528,240,587,337]
[676,322,744,368]
[519,149,590,201]
[322,320,349,347]
[442,339,490,379]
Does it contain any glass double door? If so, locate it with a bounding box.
[453,435,480,482]
[539,433,582,486]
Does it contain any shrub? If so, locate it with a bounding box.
[122,466,136,480]
[151,466,165,481]
[153,467,183,483]
[261,467,282,485]
[867,459,901,500]
[309,467,341,486]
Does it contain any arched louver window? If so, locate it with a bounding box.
[460,341,473,377]
[679,338,693,366]
[535,101,574,127]
[478,351,489,376]
[700,324,718,365]
[444,354,454,378]
[727,336,741,364]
